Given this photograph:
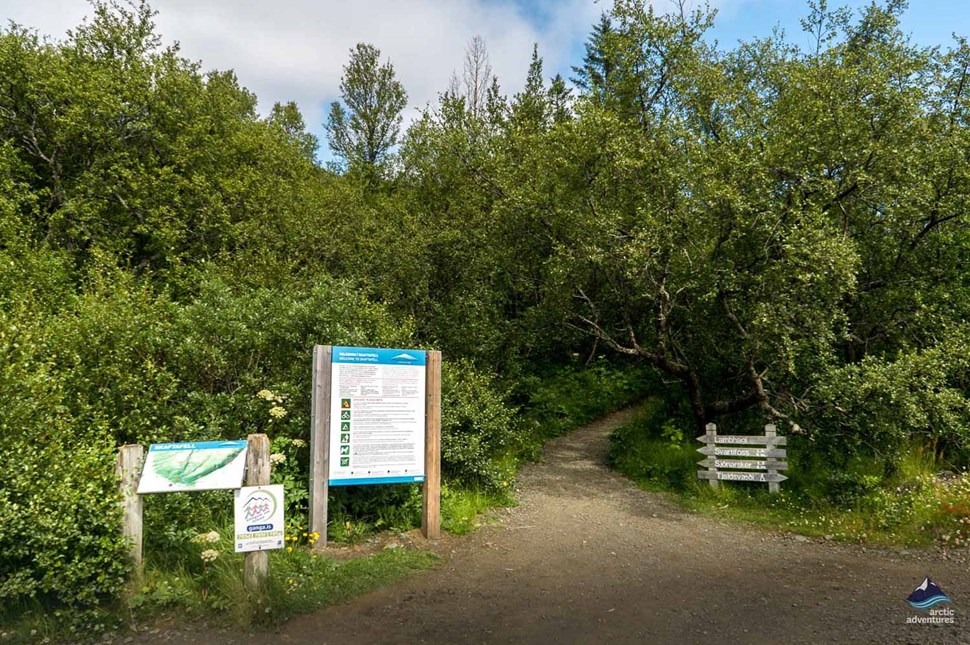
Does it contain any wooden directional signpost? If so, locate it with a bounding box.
[697,424,788,493]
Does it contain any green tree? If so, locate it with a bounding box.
[571,13,617,99]
[268,100,319,162]
[326,43,408,173]
[548,73,573,124]
[517,0,970,449]
[510,44,549,132]
[0,0,325,283]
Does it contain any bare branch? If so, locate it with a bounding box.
[462,36,492,117]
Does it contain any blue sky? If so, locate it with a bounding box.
[1,0,966,163]
[702,0,969,52]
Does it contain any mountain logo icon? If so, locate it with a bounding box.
[392,353,417,361]
[907,576,952,611]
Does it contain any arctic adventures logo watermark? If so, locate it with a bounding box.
[906,576,955,625]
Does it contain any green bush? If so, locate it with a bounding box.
[821,472,884,509]
[0,309,129,610]
[0,269,427,612]
[811,327,970,469]
[608,401,698,491]
[441,361,518,490]
[0,258,536,617]
[328,485,422,537]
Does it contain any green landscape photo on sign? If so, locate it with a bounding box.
[137,441,248,493]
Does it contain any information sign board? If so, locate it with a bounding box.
[137,441,248,494]
[327,346,427,486]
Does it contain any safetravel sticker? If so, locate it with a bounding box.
[234,485,285,553]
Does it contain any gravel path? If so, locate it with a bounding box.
[148,406,970,644]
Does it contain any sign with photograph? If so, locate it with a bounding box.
[234,485,285,553]
[137,441,248,494]
[328,346,426,486]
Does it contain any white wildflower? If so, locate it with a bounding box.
[200,549,220,563]
[269,406,287,419]
[270,453,286,466]
[192,530,220,544]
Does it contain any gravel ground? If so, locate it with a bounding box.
[120,406,970,644]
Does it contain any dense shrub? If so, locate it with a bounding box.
[0,310,129,608]
[0,260,531,611]
[811,327,970,469]
[441,361,518,489]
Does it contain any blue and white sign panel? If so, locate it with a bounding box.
[328,347,427,486]
[137,440,248,494]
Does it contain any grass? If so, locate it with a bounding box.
[0,527,438,644]
[257,547,439,620]
[130,521,440,627]
[609,402,970,547]
[0,605,100,645]
[441,485,514,535]
[676,477,970,548]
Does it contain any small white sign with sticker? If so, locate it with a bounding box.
[234,485,285,553]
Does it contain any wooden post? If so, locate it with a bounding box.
[422,350,442,539]
[765,424,780,494]
[115,444,144,580]
[244,434,270,593]
[705,423,719,490]
[309,345,332,547]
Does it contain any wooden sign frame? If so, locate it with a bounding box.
[308,345,441,545]
[116,433,271,589]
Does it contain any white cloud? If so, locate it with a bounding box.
[1,0,604,158]
[3,1,757,161]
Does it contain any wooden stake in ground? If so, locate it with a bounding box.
[115,444,144,580]
[765,424,780,494]
[705,424,718,490]
[422,350,442,539]
[309,345,332,546]
[244,434,270,592]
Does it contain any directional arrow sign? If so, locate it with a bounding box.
[697,471,788,483]
[696,434,787,446]
[696,458,789,471]
[696,446,786,459]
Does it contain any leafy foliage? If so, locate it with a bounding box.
[0,309,128,608]
[326,43,407,174]
[441,361,517,489]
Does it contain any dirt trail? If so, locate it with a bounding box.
[164,407,970,644]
